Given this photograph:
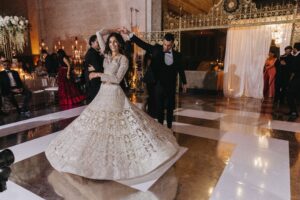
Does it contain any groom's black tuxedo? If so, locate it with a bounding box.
[131,35,186,95]
[84,47,104,103]
[130,34,186,128]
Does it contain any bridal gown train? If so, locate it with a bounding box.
[45,32,179,180]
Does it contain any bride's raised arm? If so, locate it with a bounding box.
[96,29,107,54]
[96,28,121,54]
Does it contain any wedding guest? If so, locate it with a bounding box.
[142,52,157,118]
[57,49,85,108]
[35,60,48,77]
[263,48,280,98]
[84,35,104,103]
[0,59,32,117]
[274,45,294,105]
[42,50,58,77]
[287,43,300,121]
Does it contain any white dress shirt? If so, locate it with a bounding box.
[164,51,174,66]
[6,70,17,87]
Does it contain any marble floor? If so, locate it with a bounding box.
[0,93,299,200]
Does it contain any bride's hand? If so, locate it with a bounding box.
[97,72,103,78]
[89,72,97,80]
[120,27,130,35]
[88,64,96,72]
[116,28,123,33]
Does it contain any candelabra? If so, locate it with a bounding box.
[71,37,85,77]
[53,40,64,52]
[39,39,48,51]
[71,37,84,65]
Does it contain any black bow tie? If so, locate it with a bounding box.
[165,51,172,54]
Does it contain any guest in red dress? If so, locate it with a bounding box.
[57,49,85,108]
[263,48,279,98]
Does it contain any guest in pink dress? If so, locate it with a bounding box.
[263,49,279,98]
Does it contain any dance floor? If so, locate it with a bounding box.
[0,94,299,200]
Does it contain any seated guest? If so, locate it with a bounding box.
[21,60,34,74]
[0,59,32,117]
[35,60,48,77]
[0,86,8,116]
[0,52,8,115]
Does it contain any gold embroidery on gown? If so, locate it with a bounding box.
[45,30,179,180]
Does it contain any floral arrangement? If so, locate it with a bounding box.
[0,15,29,59]
[0,16,29,30]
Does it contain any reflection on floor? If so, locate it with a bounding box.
[0,94,299,200]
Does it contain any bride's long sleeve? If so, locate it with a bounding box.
[96,29,106,54]
[101,56,129,84]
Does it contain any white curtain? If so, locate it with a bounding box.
[223,23,293,99]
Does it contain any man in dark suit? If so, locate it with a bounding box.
[123,28,187,128]
[84,34,104,104]
[142,52,157,118]
[0,59,32,117]
[274,46,294,105]
[41,50,58,77]
[287,43,300,121]
[0,53,8,116]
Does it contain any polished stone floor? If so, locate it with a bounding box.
[0,93,299,200]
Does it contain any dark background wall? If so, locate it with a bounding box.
[181,29,227,70]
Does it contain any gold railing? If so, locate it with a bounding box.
[164,0,299,31]
[137,0,300,50]
[137,31,181,51]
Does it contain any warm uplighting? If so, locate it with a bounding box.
[208,187,214,195]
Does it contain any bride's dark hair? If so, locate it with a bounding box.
[104,32,125,55]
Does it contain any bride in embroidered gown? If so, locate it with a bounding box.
[45,29,179,180]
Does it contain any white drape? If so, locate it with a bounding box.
[223,23,293,99]
[277,23,293,55]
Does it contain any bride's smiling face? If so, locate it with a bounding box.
[109,36,120,54]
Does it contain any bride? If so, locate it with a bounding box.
[45,29,180,180]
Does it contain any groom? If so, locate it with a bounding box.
[122,28,187,128]
[84,35,104,104]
